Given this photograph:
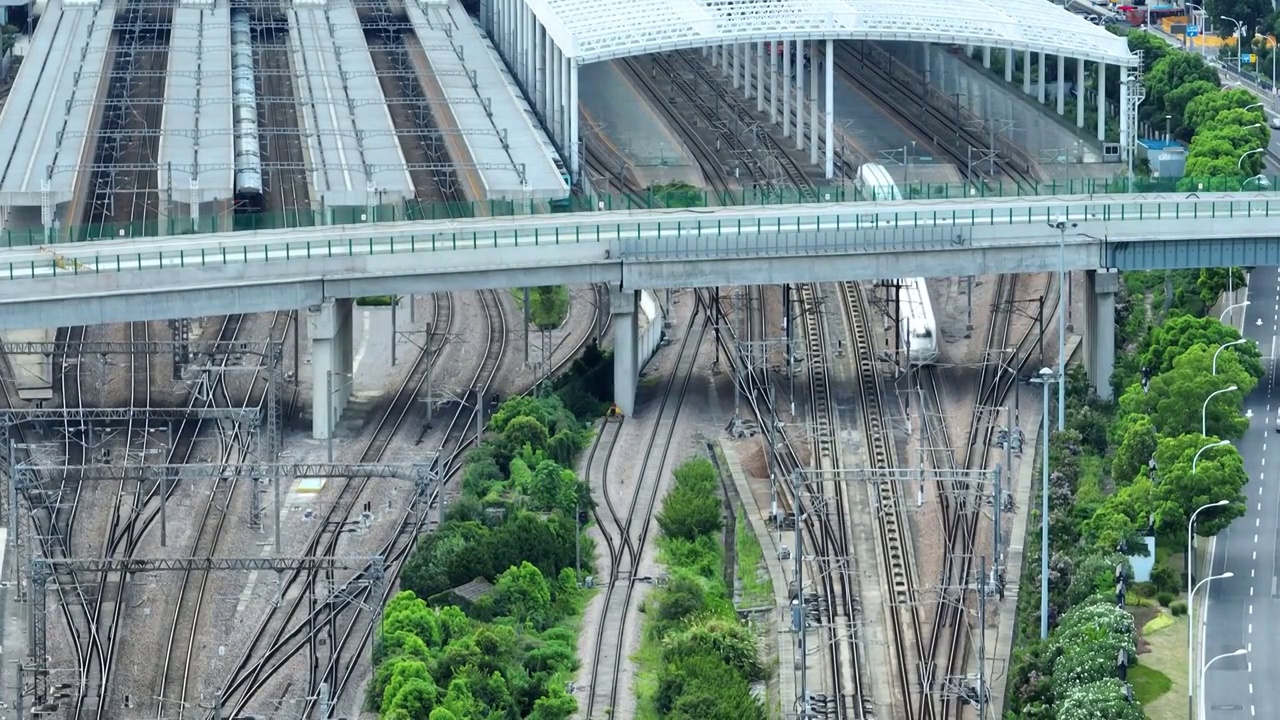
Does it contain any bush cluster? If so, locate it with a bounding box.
[370,355,612,719]
[643,458,765,720]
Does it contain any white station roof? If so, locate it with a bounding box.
[523,0,1136,66]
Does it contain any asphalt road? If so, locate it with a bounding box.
[1203,266,1280,719]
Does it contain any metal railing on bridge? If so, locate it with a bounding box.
[3,174,1278,247]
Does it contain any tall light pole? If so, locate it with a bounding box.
[1200,648,1248,719]
[1188,569,1234,720]
[1220,300,1249,330]
[1032,366,1054,639]
[1213,339,1247,375]
[1186,3,1205,57]
[1201,385,1239,437]
[1048,219,1075,431]
[1192,440,1230,473]
[1221,15,1244,74]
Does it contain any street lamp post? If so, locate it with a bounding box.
[1031,366,1055,639]
[1201,385,1239,437]
[1220,300,1250,329]
[1213,339,1247,375]
[1187,568,1234,719]
[1048,219,1075,432]
[1186,3,1205,57]
[1238,146,1264,174]
[1200,648,1248,719]
[1221,16,1244,74]
[1192,441,1231,473]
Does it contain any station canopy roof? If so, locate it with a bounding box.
[522,0,1136,66]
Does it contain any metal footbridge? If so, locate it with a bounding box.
[3,191,1279,330]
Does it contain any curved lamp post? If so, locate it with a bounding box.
[1202,386,1238,437]
[1213,339,1247,375]
[1188,568,1233,720]
[1200,648,1247,719]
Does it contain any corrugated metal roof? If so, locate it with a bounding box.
[407,1,567,200]
[159,4,235,204]
[291,5,413,207]
[0,0,117,205]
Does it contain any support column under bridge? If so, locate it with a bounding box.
[612,286,640,417]
[310,298,354,439]
[1084,269,1118,401]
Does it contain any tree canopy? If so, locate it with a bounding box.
[371,390,607,720]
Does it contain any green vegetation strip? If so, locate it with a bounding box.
[1002,25,1266,720]
[368,349,613,719]
[634,458,767,720]
[511,286,571,330]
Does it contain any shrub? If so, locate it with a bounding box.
[1156,591,1174,607]
[1131,582,1157,598]
[1170,600,1187,616]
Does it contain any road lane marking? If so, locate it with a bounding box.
[1253,550,1257,560]
[1249,623,1253,633]
[1257,518,1261,527]
[1250,604,1254,614]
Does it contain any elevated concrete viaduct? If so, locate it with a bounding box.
[4,192,1278,426]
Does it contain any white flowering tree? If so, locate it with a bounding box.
[1058,679,1144,720]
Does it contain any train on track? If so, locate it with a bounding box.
[231,10,265,213]
[855,162,939,366]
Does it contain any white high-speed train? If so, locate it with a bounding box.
[855,163,939,366]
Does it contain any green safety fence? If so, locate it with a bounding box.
[4,175,1277,248]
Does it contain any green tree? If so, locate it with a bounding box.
[503,415,551,455]
[494,561,553,628]
[1144,51,1218,120]
[1164,79,1220,139]
[1110,415,1158,487]
[1141,315,1262,379]
[1151,433,1249,536]
[380,658,439,715]
[527,685,578,720]
[1116,345,1254,440]
[1185,87,1262,130]
[662,615,765,681]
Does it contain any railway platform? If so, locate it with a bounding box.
[404,0,567,200]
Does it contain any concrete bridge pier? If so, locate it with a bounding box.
[611,286,640,416]
[1084,269,1118,400]
[309,298,355,439]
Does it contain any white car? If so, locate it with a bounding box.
[1269,116,1280,129]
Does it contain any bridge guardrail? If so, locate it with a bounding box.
[4,175,1280,246]
[2,194,1278,282]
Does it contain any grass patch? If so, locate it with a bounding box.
[1129,663,1173,704]
[1135,612,1189,720]
[1143,612,1174,635]
[510,286,570,329]
[735,509,774,607]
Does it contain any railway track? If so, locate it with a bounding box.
[251,12,311,217]
[581,299,708,719]
[212,288,514,717]
[659,49,889,718]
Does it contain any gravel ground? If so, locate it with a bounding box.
[497,285,604,396]
[572,288,716,720]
